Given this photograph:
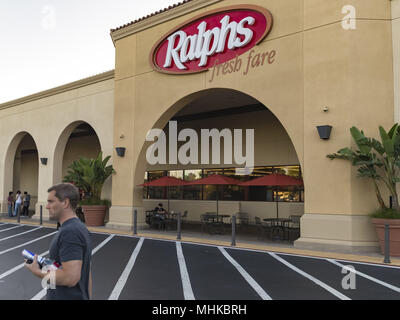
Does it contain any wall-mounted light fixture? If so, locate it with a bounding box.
[40,158,48,165]
[116,147,126,157]
[316,125,332,140]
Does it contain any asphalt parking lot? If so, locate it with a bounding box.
[0,221,400,300]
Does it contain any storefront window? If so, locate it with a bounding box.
[183,170,202,181]
[169,170,183,179]
[148,186,166,199]
[274,165,302,178]
[146,171,167,199]
[183,169,202,200]
[222,185,244,201]
[168,186,183,199]
[144,165,304,202]
[203,168,224,177]
[203,185,217,200]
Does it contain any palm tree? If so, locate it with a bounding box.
[63,152,114,204]
[327,126,387,209]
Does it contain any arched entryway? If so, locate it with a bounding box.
[53,121,102,183]
[133,88,304,241]
[3,132,39,217]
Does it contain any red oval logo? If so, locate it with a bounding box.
[150,5,273,74]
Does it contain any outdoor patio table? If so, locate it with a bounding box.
[263,218,291,240]
[202,213,230,234]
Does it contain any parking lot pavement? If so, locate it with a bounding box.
[0,222,400,300]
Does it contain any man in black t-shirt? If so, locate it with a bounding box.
[24,183,92,300]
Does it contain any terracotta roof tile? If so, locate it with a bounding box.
[110,0,194,33]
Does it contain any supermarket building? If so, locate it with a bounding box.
[0,0,399,253]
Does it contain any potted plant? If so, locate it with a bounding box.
[63,152,115,226]
[327,124,400,256]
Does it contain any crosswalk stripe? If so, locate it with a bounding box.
[0,231,57,255]
[218,246,272,300]
[327,259,400,293]
[176,242,195,300]
[0,250,49,281]
[269,252,351,300]
[0,225,23,233]
[0,226,42,242]
[108,237,144,300]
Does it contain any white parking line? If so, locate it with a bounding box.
[0,231,57,255]
[0,226,42,242]
[327,259,400,294]
[176,242,195,300]
[0,250,49,281]
[218,246,272,300]
[108,237,144,300]
[31,234,116,300]
[0,225,23,233]
[269,252,351,300]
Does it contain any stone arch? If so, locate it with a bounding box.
[2,131,39,213]
[132,87,304,206]
[52,120,103,184]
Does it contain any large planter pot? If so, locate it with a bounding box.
[81,205,107,227]
[371,218,400,257]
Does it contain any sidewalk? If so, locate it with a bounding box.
[2,216,400,267]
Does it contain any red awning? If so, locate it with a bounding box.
[185,174,242,185]
[138,176,188,187]
[239,173,303,186]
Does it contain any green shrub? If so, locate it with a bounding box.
[370,208,400,219]
[79,198,111,207]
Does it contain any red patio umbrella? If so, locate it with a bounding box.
[185,174,242,215]
[239,173,303,218]
[138,176,188,211]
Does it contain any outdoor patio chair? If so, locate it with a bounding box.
[165,213,178,231]
[255,216,271,239]
[145,210,154,225]
[151,214,166,230]
[236,212,249,225]
[181,210,188,221]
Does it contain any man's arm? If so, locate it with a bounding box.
[25,255,82,287]
[88,266,92,299]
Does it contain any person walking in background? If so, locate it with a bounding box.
[14,190,22,217]
[22,191,31,216]
[7,191,14,217]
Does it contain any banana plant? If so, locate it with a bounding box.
[63,152,115,203]
[327,126,386,209]
[371,124,400,210]
[328,124,400,211]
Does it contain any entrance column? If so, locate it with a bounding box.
[33,155,54,221]
[294,2,393,253]
[106,71,142,230]
[1,133,25,214]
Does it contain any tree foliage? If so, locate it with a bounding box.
[327,124,400,212]
[63,152,115,205]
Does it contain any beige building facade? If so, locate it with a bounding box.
[1,0,399,253]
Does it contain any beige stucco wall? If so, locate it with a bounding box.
[0,0,395,253]
[393,0,400,123]
[108,0,395,253]
[0,73,115,219]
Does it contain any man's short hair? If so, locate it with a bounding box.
[47,183,80,210]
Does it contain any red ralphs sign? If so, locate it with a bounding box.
[150,5,273,74]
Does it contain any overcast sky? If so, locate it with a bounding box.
[0,0,180,103]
